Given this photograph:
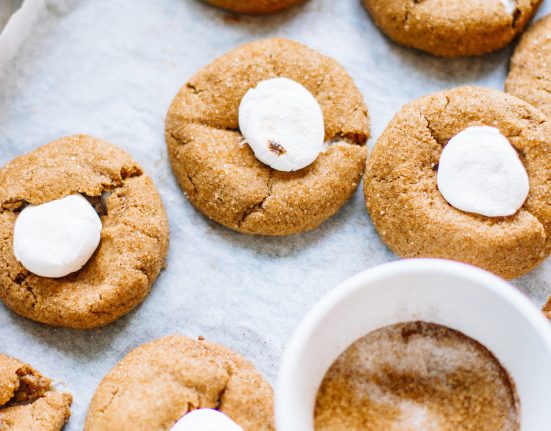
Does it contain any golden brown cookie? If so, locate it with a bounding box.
[362,0,542,57]
[506,14,551,118]
[201,0,305,14]
[543,299,551,320]
[166,38,370,236]
[84,335,274,431]
[0,135,169,329]
[0,354,72,431]
[364,87,551,279]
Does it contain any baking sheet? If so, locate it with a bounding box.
[0,0,550,429]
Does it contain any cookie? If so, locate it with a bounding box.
[165,38,370,236]
[0,354,72,431]
[364,87,551,279]
[544,300,551,320]
[506,14,551,119]
[84,335,274,431]
[201,0,305,14]
[362,0,542,57]
[0,135,169,329]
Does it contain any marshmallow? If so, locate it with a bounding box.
[238,77,325,172]
[500,0,517,14]
[13,194,102,278]
[437,126,529,217]
[169,409,244,431]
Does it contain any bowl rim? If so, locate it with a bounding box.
[275,258,551,430]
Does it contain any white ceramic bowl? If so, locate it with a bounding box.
[276,259,551,431]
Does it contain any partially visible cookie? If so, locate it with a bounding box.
[362,0,542,57]
[506,14,551,118]
[85,335,274,431]
[0,354,72,431]
[364,87,551,280]
[0,135,170,329]
[543,299,551,320]
[166,38,370,236]
[201,0,305,14]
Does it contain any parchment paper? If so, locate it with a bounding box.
[0,0,550,429]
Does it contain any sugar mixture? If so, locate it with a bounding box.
[314,321,519,431]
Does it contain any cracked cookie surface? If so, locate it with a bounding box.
[362,0,542,57]
[84,335,274,431]
[201,0,305,14]
[0,354,72,431]
[165,38,370,236]
[0,135,169,329]
[364,86,551,279]
[506,14,551,119]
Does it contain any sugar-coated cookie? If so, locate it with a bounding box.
[201,0,305,14]
[0,135,169,329]
[362,0,542,57]
[0,354,72,431]
[506,14,551,119]
[166,38,370,236]
[84,335,274,431]
[364,87,551,279]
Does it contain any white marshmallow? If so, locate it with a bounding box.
[238,77,325,172]
[169,409,244,431]
[437,126,529,217]
[500,0,517,14]
[13,194,102,278]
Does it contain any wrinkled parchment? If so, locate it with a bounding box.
[0,0,549,428]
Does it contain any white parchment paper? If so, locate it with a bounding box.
[0,0,550,429]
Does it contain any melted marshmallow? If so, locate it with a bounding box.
[170,409,244,431]
[13,194,102,278]
[437,126,529,217]
[238,77,325,172]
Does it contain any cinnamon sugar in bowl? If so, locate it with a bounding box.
[276,259,551,430]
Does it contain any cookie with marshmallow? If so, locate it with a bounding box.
[364,87,551,279]
[362,0,542,57]
[0,135,169,329]
[166,38,370,235]
[201,0,306,14]
[85,335,274,431]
